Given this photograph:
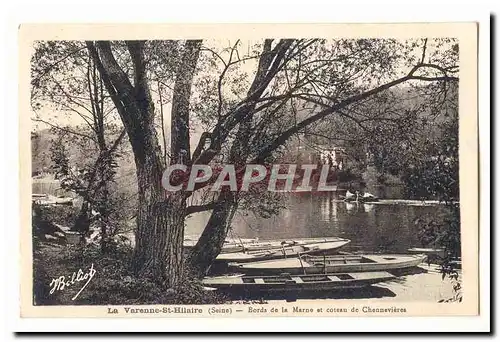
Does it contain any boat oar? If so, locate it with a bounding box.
[281,241,287,259]
[238,237,247,253]
[298,253,306,275]
[323,254,327,274]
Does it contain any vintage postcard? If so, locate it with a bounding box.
[19,23,480,324]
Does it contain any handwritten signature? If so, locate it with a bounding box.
[49,264,96,300]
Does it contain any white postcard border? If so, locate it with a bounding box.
[4,1,492,334]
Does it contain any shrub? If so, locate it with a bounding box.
[33,203,79,227]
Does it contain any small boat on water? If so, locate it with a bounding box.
[184,236,348,254]
[408,247,446,257]
[202,271,395,292]
[216,239,351,263]
[229,253,427,275]
[32,193,74,206]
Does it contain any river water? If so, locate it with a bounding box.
[186,191,449,254]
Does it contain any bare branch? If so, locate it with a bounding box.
[157,80,169,163]
[216,39,240,118]
[31,45,87,84]
[420,38,428,64]
[170,40,203,165]
[49,74,95,118]
[200,47,227,67]
[185,201,220,216]
[255,62,460,162]
[32,118,97,142]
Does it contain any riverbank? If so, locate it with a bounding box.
[33,242,227,306]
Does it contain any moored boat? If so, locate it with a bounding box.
[183,236,258,252]
[408,247,446,257]
[202,271,395,292]
[32,193,74,206]
[216,239,351,263]
[229,253,427,275]
[184,236,348,254]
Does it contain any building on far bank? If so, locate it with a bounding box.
[288,141,348,170]
[318,146,347,170]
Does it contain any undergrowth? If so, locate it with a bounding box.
[33,242,228,305]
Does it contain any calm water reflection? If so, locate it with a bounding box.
[186,192,448,254]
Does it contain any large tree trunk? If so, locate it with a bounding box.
[133,155,187,287]
[87,40,201,287]
[187,191,237,275]
[187,121,254,275]
[186,40,283,274]
[125,109,188,287]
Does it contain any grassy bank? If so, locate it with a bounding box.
[32,204,227,306]
[33,242,228,305]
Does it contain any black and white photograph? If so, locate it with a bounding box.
[20,23,480,319]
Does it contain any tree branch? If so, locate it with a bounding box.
[31,45,87,84]
[157,80,168,163]
[254,63,459,162]
[192,39,296,166]
[185,201,220,216]
[420,38,428,64]
[216,39,240,118]
[170,40,203,165]
[32,118,97,142]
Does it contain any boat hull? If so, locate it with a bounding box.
[216,240,351,263]
[230,254,427,275]
[202,271,395,292]
[184,236,348,254]
[408,247,446,257]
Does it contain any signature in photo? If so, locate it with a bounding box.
[49,264,96,300]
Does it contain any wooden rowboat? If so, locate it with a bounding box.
[32,194,74,206]
[229,253,427,275]
[202,271,395,292]
[184,236,348,254]
[215,239,351,263]
[183,236,258,253]
[408,247,446,258]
